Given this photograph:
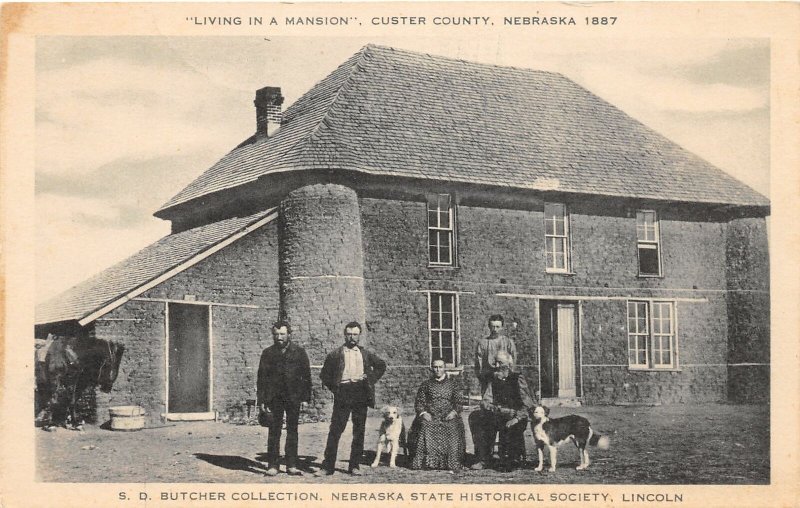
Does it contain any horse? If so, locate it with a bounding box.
[36,336,125,430]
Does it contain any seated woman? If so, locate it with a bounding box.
[408,358,466,471]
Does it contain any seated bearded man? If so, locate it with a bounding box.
[468,351,536,471]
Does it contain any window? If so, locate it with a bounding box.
[627,301,649,367]
[428,292,459,367]
[636,210,661,276]
[627,301,677,369]
[428,194,455,266]
[544,203,570,272]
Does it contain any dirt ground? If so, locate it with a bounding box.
[36,403,769,484]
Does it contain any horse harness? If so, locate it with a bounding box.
[93,339,117,385]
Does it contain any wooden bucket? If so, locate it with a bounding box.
[109,406,146,431]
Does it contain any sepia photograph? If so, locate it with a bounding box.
[2,2,799,507]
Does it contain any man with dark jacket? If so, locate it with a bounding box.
[257,321,311,476]
[468,350,536,471]
[316,321,386,476]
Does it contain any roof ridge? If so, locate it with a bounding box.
[36,209,278,324]
[288,45,372,151]
[37,209,269,304]
[154,44,769,216]
[155,48,370,214]
[362,43,564,79]
[229,46,371,155]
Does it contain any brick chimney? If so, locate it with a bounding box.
[254,86,284,140]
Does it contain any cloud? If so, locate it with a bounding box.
[666,41,769,87]
[35,193,171,301]
[36,36,196,73]
[35,57,251,177]
[482,38,769,115]
[36,151,222,216]
[576,62,767,116]
[36,194,138,229]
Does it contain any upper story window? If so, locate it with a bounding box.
[428,194,455,266]
[636,210,662,276]
[544,203,570,272]
[428,292,460,367]
[627,300,677,369]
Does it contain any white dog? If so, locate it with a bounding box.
[370,405,407,468]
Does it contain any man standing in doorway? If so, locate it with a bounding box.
[316,322,386,476]
[474,314,517,395]
[257,321,312,477]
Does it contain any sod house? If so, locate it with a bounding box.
[35,45,770,424]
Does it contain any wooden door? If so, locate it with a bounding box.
[539,301,579,398]
[556,304,576,397]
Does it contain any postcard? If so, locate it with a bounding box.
[1,2,798,507]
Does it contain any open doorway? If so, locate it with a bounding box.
[167,303,211,417]
[539,301,581,398]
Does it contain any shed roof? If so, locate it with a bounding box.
[35,209,276,326]
[157,44,768,217]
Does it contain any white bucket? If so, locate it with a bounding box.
[109,406,146,431]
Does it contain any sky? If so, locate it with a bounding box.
[35,36,770,302]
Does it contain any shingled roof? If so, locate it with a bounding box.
[36,209,276,325]
[158,44,767,216]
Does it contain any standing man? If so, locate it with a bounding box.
[474,314,518,395]
[257,321,312,477]
[316,321,386,476]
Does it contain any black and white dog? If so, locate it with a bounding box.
[531,405,610,471]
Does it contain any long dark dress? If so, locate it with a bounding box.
[409,376,466,470]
